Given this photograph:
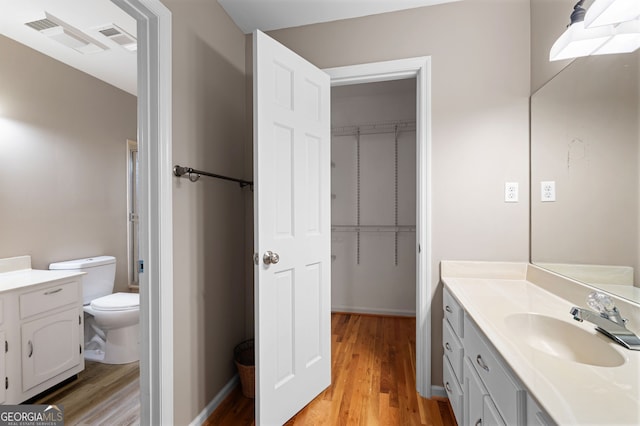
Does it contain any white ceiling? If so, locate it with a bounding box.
[0,0,137,95]
[1,0,460,96]
[218,0,461,34]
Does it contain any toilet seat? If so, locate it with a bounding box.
[90,292,139,311]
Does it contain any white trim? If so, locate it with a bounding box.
[325,57,433,397]
[110,0,173,424]
[189,376,240,426]
[431,385,447,399]
[331,306,416,317]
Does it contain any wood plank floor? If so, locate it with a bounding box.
[31,360,140,426]
[206,313,456,426]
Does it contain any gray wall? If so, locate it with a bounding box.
[0,35,136,293]
[266,0,531,387]
[159,0,249,423]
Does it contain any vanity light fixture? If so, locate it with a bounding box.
[550,0,640,61]
[592,19,640,55]
[550,1,613,61]
[584,0,640,28]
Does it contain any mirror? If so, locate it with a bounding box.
[531,52,640,305]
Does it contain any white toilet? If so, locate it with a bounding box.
[49,256,139,364]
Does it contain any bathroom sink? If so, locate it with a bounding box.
[504,313,626,367]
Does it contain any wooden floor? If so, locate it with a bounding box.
[32,360,140,426]
[206,313,456,426]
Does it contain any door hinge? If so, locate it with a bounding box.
[5,377,8,390]
[79,315,82,325]
[138,260,144,274]
[80,344,82,354]
[4,341,7,353]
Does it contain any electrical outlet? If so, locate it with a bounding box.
[541,181,556,202]
[504,182,518,203]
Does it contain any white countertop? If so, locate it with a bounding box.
[442,262,640,426]
[0,269,85,293]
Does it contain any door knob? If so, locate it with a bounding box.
[263,251,280,265]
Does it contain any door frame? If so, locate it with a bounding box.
[111,0,173,423]
[324,57,432,397]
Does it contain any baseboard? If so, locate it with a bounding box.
[431,385,447,399]
[189,374,239,426]
[332,305,415,317]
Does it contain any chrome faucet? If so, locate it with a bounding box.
[570,292,640,351]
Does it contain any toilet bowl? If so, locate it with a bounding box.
[84,292,140,364]
[49,256,140,364]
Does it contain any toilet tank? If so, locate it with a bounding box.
[49,256,116,305]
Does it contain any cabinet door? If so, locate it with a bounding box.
[21,308,80,391]
[0,331,5,404]
[464,357,487,426]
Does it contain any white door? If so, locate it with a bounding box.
[253,30,331,425]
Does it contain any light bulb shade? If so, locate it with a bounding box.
[549,21,614,61]
[593,19,640,54]
[584,0,640,28]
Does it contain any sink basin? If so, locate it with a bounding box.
[504,313,626,367]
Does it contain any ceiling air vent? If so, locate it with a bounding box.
[98,24,137,52]
[24,12,108,55]
[24,18,58,32]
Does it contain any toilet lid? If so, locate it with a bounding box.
[91,292,139,311]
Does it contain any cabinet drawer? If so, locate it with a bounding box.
[443,355,463,425]
[484,395,507,426]
[464,315,525,426]
[443,287,464,337]
[20,281,79,319]
[443,319,463,384]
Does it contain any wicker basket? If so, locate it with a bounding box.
[234,339,255,399]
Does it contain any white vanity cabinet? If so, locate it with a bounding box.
[442,289,464,423]
[18,279,82,392]
[13,278,84,401]
[0,256,85,404]
[443,287,553,426]
[0,299,6,404]
[464,314,525,425]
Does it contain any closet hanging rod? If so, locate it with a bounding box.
[173,165,253,189]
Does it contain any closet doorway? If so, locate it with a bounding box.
[326,58,432,397]
[331,79,417,317]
